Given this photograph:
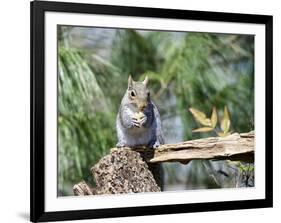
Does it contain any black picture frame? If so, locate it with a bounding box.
[30,0,273,222]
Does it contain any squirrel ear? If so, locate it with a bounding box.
[128,75,133,88]
[143,76,149,86]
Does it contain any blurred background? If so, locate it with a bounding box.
[58,26,254,196]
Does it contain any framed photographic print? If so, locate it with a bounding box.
[30,0,273,222]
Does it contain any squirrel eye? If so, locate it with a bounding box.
[130,90,136,97]
[147,91,150,97]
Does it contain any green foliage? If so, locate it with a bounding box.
[58,26,254,195]
[58,46,118,195]
[226,161,255,187]
[146,33,254,139]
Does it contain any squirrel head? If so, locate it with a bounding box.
[127,75,150,112]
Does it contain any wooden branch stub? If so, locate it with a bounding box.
[91,149,161,194]
[73,181,94,196]
[73,149,161,196]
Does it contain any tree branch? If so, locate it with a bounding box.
[130,131,254,163]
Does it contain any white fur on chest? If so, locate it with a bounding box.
[120,125,154,147]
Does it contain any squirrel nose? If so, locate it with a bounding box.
[139,104,147,112]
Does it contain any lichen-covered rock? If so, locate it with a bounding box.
[91,148,161,194]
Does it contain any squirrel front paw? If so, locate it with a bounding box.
[139,115,147,126]
[132,113,147,128]
[132,118,141,128]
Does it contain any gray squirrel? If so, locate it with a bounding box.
[116,75,164,148]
